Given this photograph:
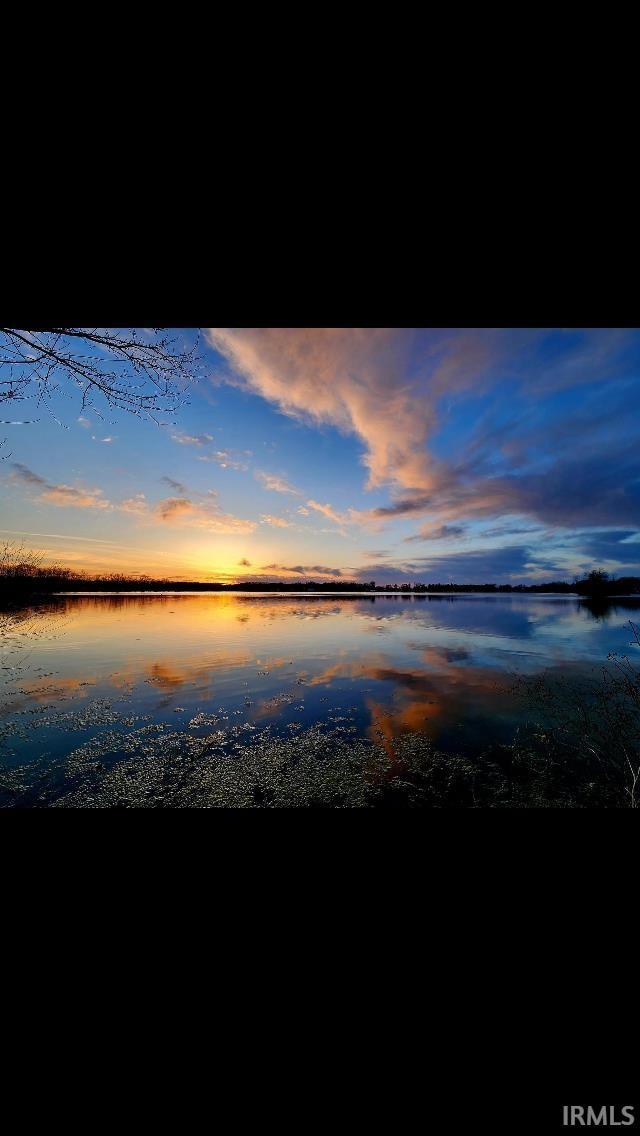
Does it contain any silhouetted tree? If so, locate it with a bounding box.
[0,328,199,423]
[1,540,46,577]
[584,569,609,597]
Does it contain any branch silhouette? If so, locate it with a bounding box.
[0,327,199,423]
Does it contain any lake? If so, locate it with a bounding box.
[1,592,639,807]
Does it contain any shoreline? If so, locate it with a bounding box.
[9,589,640,600]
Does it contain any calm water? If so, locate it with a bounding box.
[1,592,639,806]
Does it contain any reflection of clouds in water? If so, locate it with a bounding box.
[362,619,391,635]
[364,666,511,758]
[234,596,348,621]
[4,594,638,770]
[146,662,193,691]
[1,605,79,715]
[368,696,441,763]
[358,596,636,649]
[307,655,387,686]
[1,673,98,714]
[143,651,254,707]
[108,667,138,690]
[305,654,507,757]
[363,598,539,641]
[251,690,298,722]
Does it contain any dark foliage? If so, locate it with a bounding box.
[2,569,639,597]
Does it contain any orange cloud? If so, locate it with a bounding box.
[40,485,110,509]
[306,499,350,527]
[260,514,293,528]
[303,498,381,534]
[209,327,440,493]
[9,463,256,540]
[119,493,148,515]
[308,653,506,760]
[11,463,111,510]
[155,495,256,534]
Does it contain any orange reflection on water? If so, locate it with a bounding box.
[305,652,507,763]
[6,592,622,773]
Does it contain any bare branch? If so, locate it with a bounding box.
[0,327,200,423]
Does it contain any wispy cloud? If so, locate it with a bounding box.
[404,523,466,543]
[0,528,128,546]
[305,500,349,527]
[119,493,148,515]
[260,514,293,528]
[259,563,344,578]
[196,450,251,470]
[209,327,437,493]
[11,463,110,510]
[11,463,46,486]
[255,470,301,495]
[238,558,252,567]
[370,440,640,531]
[302,498,376,533]
[209,327,640,536]
[41,485,109,508]
[170,430,251,470]
[155,496,256,534]
[8,463,255,534]
[161,476,188,495]
[171,432,215,446]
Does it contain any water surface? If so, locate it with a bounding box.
[2,592,638,806]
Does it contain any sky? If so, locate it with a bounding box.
[1,327,640,584]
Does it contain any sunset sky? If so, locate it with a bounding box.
[2,327,640,584]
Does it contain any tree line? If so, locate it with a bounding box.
[1,547,638,597]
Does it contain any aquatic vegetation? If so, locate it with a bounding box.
[0,702,635,807]
[511,622,640,807]
[1,597,638,807]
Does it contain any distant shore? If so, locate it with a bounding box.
[2,572,640,599]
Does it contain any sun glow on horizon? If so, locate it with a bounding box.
[2,327,640,587]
